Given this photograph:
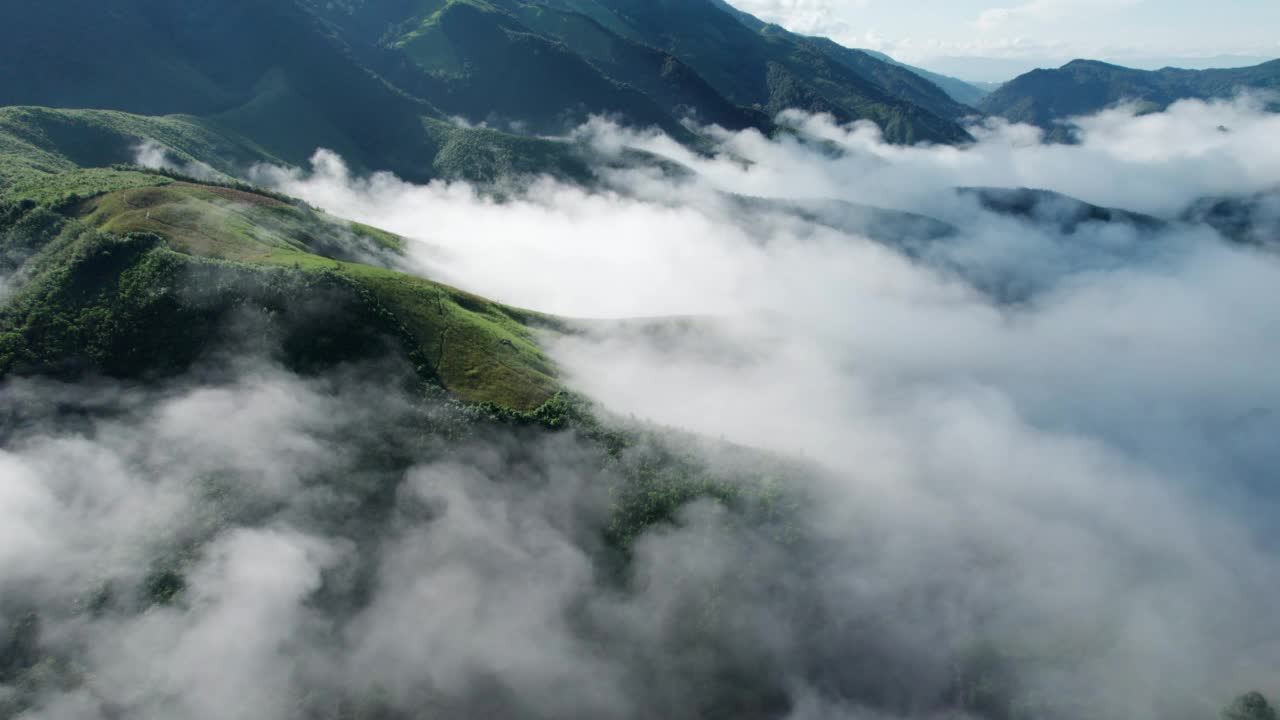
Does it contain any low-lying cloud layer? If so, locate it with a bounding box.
[6,98,1280,719]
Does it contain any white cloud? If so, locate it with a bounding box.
[728,0,867,35]
[976,0,1145,30]
[7,98,1280,719]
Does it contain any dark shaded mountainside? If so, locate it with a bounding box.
[980,58,1280,136]
[0,0,977,177]
[0,0,597,184]
[301,0,976,144]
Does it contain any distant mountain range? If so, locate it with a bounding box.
[979,58,1280,138]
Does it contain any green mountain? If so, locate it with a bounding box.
[786,37,977,122]
[0,0,597,184]
[0,0,979,202]
[300,0,973,145]
[2,3,1279,716]
[979,58,1280,135]
[1,0,425,175]
[0,186,562,412]
[584,0,973,142]
[498,1,775,132]
[0,0,983,415]
[700,0,976,120]
[0,123,827,719]
[314,0,709,142]
[1,130,1272,720]
[302,0,772,138]
[0,111,567,410]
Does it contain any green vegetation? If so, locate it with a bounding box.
[979,58,1280,134]
[302,0,973,145]
[0,138,805,557]
[353,0,705,142]
[510,2,773,132]
[0,106,271,194]
[779,35,977,123]
[513,0,974,143]
[0,0,980,198]
[0,162,818,720]
[0,105,591,198]
[8,6,1274,717]
[0,1,593,184]
[0,174,559,410]
[0,0,423,173]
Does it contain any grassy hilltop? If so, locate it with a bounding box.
[0,116,562,410]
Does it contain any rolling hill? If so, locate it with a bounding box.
[0,180,562,411]
[0,115,567,410]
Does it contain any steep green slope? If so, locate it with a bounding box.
[372,0,702,141]
[3,0,975,189]
[701,1,974,121]
[503,3,774,131]
[0,170,561,410]
[301,0,769,138]
[553,0,973,144]
[0,0,596,184]
[0,0,431,176]
[303,0,972,145]
[0,107,279,190]
[798,38,977,120]
[707,0,975,119]
[0,105,593,192]
[979,58,1280,131]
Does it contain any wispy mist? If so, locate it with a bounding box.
[6,98,1280,719]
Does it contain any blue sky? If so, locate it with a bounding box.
[726,0,1280,80]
